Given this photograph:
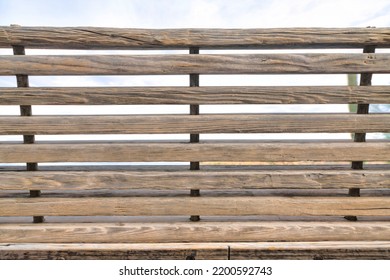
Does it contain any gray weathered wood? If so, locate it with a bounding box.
[1,86,389,105]
[1,114,389,134]
[0,142,389,163]
[1,53,390,75]
[1,196,389,216]
[0,222,389,243]
[1,27,390,49]
[1,169,389,190]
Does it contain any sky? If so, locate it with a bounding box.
[0,0,389,143]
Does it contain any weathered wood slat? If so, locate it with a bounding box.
[0,142,389,163]
[0,243,227,260]
[1,54,390,75]
[1,86,390,105]
[1,114,389,134]
[0,196,389,216]
[1,27,390,49]
[1,242,388,260]
[0,222,389,243]
[229,241,390,260]
[1,170,389,190]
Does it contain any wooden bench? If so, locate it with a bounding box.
[0,26,389,259]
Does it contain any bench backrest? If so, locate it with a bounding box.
[0,27,389,252]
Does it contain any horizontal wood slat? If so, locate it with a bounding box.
[1,222,389,243]
[1,54,390,75]
[229,241,390,260]
[1,27,390,49]
[0,243,228,260]
[0,142,389,163]
[1,114,389,134]
[1,169,389,190]
[1,86,390,105]
[1,196,389,216]
[1,242,388,260]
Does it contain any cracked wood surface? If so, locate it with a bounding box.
[1,86,390,105]
[0,142,389,163]
[0,169,389,190]
[1,53,390,75]
[0,114,389,134]
[0,222,389,243]
[1,27,390,49]
[0,196,389,216]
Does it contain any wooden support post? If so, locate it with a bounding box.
[345,44,376,222]
[189,47,200,222]
[12,44,44,224]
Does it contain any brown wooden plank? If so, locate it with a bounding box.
[0,142,389,163]
[1,169,389,190]
[1,27,390,49]
[0,222,389,243]
[0,243,227,260]
[0,196,389,216]
[1,86,390,105]
[1,114,389,135]
[1,242,389,260]
[1,53,390,75]
[229,241,390,260]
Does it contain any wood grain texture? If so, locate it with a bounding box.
[229,241,390,260]
[1,86,390,105]
[1,114,389,134]
[1,169,389,190]
[13,44,43,224]
[1,196,389,216]
[1,27,390,49]
[1,53,390,75]
[0,243,227,260]
[1,242,389,260]
[0,142,389,163]
[1,222,389,243]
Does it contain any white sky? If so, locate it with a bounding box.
[0,0,389,142]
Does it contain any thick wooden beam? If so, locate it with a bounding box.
[0,142,389,163]
[1,86,389,105]
[1,54,390,75]
[0,222,389,243]
[1,114,389,135]
[0,196,389,216]
[1,242,389,260]
[1,27,390,49]
[229,241,390,260]
[0,243,227,260]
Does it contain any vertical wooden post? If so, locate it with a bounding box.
[189,47,200,222]
[345,44,375,222]
[12,45,44,224]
